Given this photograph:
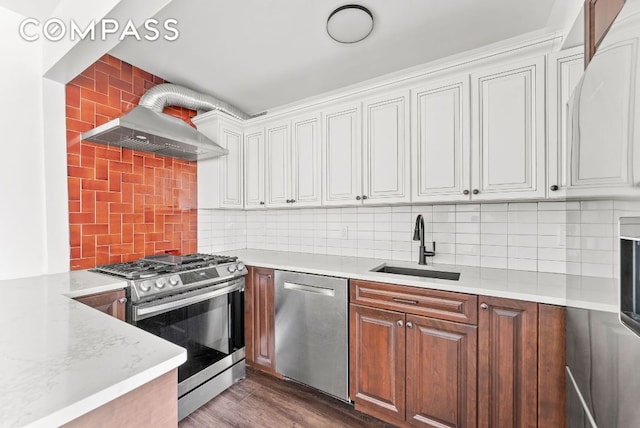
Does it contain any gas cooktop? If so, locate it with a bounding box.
[91,253,247,303]
[91,253,238,280]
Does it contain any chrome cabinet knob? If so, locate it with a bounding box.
[362,195,368,200]
[463,190,470,195]
[406,322,413,329]
[286,199,291,203]
[118,297,127,304]
[259,201,265,205]
[550,185,559,191]
[356,196,362,200]
[291,199,296,203]
[480,303,488,310]
[397,320,404,327]
[473,189,479,195]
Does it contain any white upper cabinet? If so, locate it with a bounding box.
[411,76,470,203]
[470,56,546,200]
[291,114,322,207]
[362,91,411,204]
[244,127,265,209]
[547,47,584,199]
[265,121,291,208]
[322,103,362,206]
[566,35,640,198]
[193,112,244,209]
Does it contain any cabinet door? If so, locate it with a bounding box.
[478,296,538,428]
[75,289,126,321]
[585,0,625,63]
[405,315,477,428]
[350,304,405,425]
[547,47,584,198]
[567,39,640,198]
[363,91,410,204]
[265,122,291,208]
[291,114,322,207]
[471,57,546,200]
[245,267,277,373]
[219,123,244,208]
[244,128,265,209]
[412,77,471,203]
[322,103,362,206]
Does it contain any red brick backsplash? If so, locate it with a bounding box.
[67,54,198,270]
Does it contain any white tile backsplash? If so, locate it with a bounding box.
[197,200,640,279]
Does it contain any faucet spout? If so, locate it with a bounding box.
[413,214,435,265]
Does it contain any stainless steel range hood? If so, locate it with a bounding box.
[81,84,251,161]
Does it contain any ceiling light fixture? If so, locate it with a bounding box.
[327,4,374,44]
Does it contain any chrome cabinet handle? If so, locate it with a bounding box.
[397,320,404,327]
[392,297,419,305]
[463,190,470,195]
[480,303,488,310]
[406,322,413,329]
[119,297,127,304]
[473,189,479,195]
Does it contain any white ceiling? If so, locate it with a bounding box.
[0,0,63,20]
[16,0,568,115]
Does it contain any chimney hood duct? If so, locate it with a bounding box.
[81,84,251,161]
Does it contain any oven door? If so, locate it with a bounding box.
[131,279,245,396]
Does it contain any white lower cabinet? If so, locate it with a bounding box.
[470,56,546,200]
[411,76,471,203]
[244,127,265,209]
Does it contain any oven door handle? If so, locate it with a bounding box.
[133,280,243,322]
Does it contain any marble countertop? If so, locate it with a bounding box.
[0,271,186,428]
[225,249,619,313]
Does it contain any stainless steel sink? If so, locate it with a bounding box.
[372,265,460,281]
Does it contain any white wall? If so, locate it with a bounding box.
[0,6,47,279]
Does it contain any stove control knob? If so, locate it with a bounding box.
[139,281,152,292]
[169,275,180,286]
[236,263,246,272]
[155,278,167,289]
[227,264,237,273]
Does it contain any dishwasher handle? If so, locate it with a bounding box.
[283,281,336,297]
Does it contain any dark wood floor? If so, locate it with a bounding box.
[179,367,395,428]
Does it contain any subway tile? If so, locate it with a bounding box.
[508,211,538,223]
[481,211,508,223]
[537,211,566,224]
[580,210,613,224]
[481,234,508,246]
[581,200,614,210]
[581,223,614,237]
[508,258,537,271]
[433,204,456,212]
[537,260,567,274]
[480,256,508,269]
[457,244,480,256]
[481,245,508,257]
[456,204,481,212]
[581,263,613,278]
[508,235,538,247]
[456,255,480,266]
[508,202,538,211]
[481,203,508,212]
[456,233,481,245]
[456,212,480,222]
[481,223,508,235]
[434,211,456,222]
[508,246,538,259]
[456,223,480,234]
[508,223,538,235]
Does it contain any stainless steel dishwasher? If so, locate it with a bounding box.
[274,270,349,401]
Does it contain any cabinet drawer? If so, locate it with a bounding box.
[350,280,477,324]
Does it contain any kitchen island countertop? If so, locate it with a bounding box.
[0,270,186,428]
[224,249,618,313]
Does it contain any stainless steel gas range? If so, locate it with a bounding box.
[91,253,247,420]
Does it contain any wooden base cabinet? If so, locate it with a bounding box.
[245,266,277,375]
[350,279,478,428]
[74,289,127,321]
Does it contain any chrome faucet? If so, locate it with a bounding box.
[413,214,436,265]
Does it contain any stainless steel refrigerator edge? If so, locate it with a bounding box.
[274,270,349,401]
